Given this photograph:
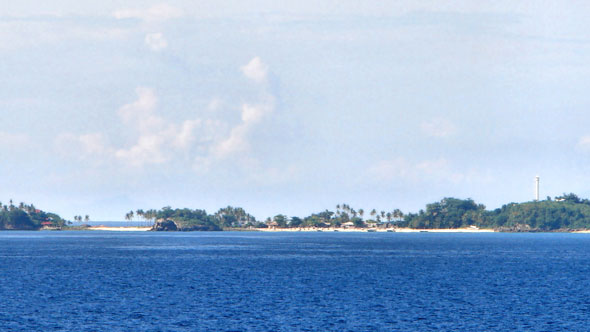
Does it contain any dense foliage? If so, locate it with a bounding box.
[152,207,221,231]
[402,198,486,229]
[403,194,590,231]
[8,194,590,232]
[137,195,590,231]
[0,201,67,230]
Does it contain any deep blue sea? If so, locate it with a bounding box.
[1,232,590,331]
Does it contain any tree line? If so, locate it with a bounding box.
[133,193,590,232]
[127,203,408,231]
[4,193,590,231]
[401,193,590,231]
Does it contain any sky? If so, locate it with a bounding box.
[2,1,590,221]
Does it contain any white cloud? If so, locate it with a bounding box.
[578,135,590,150]
[114,88,196,167]
[213,100,274,158]
[420,118,457,138]
[55,84,274,170]
[214,124,250,157]
[241,56,269,83]
[54,133,112,160]
[173,119,201,149]
[118,87,157,116]
[241,102,271,124]
[115,133,169,166]
[415,158,455,179]
[78,133,110,156]
[54,57,277,172]
[117,87,163,132]
[145,32,168,51]
[210,57,275,159]
[113,4,183,22]
[368,157,491,184]
[367,157,413,181]
[54,88,201,168]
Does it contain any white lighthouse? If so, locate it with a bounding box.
[535,176,540,201]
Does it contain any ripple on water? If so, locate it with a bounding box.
[1,232,590,331]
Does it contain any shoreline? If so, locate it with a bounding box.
[63,226,495,232]
[257,227,495,233]
[36,226,590,233]
[87,226,152,232]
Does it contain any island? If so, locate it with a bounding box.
[127,193,590,232]
[4,193,590,232]
[0,201,67,230]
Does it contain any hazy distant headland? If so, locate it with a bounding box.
[4,193,590,232]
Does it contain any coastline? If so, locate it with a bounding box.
[87,226,151,232]
[60,226,495,232]
[47,226,590,233]
[257,227,495,233]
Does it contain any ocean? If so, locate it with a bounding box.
[0,231,589,331]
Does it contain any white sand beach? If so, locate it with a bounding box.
[257,227,495,233]
[88,226,151,232]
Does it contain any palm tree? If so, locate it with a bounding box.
[136,209,145,225]
[392,209,400,222]
[145,209,157,225]
[84,215,90,222]
[370,209,377,220]
[358,209,364,219]
[125,211,134,225]
[343,204,350,214]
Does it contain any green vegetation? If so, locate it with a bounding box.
[6,193,590,232]
[138,194,590,232]
[134,206,258,231]
[139,203,403,231]
[0,200,68,230]
[402,198,486,229]
[402,194,590,231]
[153,207,221,231]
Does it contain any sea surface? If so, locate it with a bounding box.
[1,231,590,331]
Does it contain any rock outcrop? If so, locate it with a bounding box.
[151,219,178,231]
[151,219,222,231]
[496,224,533,232]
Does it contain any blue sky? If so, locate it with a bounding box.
[2,1,590,221]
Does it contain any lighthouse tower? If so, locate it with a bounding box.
[535,176,540,201]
